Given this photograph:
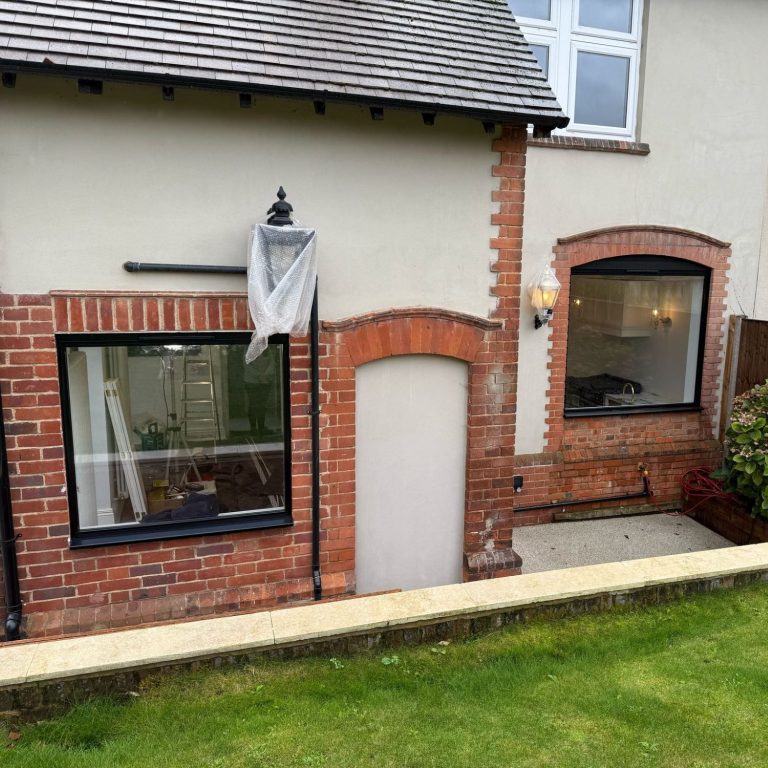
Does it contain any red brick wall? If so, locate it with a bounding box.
[0,123,530,637]
[685,495,768,546]
[318,125,529,581]
[513,226,731,524]
[0,291,350,638]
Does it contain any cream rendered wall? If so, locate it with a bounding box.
[355,355,468,593]
[0,77,496,321]
[516,0,768,455]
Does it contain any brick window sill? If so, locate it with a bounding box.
[528,135,650,156]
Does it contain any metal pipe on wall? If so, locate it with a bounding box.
[514,473,652,514]
[0,387,22,641]
[122,189,323,601]
[309,282,322,600]
[123,261,246,275]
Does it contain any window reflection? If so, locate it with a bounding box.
[574,51,629,128]
[64,340,287,530]
[530,44,550,76]
[566,275,705,410]
[510,0,551,21]
[579,0,633,33]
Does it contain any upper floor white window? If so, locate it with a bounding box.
[511,0,643,139]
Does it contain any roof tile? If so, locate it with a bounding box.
[0,0,567,126]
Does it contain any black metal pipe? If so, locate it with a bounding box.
[121,190,324,601]
[124,261,246,274]
[0,388,22,641]
[310,282,322,600]
[514,474,651,514]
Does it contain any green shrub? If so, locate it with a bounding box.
[721,380,768,518]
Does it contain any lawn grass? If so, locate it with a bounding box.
[4,583,768,767]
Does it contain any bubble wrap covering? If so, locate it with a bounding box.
[246,223,317,363]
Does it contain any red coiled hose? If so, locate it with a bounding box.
[680,467,734,515]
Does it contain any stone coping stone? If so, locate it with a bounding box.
[3,543,768,691]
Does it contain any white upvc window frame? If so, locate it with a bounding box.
[514,0,644,140]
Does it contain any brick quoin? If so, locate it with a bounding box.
[2,291,352,638]
[320,125,529,583]
[512,226,731,524]
[0,125,529,637]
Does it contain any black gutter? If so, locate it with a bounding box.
[0,60,570,133]
[514,471,652,514]
[0,387,22,641]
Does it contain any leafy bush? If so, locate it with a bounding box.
[721,380,768,518]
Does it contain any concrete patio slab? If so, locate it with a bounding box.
[514,513,733,574]
[0,642,38,688]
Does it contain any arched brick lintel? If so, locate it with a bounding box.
[322,307,502,367]
[554,225,732,274]
[557,224,731,250]
[545,224,731,454]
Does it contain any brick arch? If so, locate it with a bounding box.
[557,225,731,250]
[319,306,520,585]
[516,225,731,519]
[322,307,502,366]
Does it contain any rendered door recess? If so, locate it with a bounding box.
[355,355,468,593]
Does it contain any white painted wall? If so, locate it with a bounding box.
[516,0,768,454]
[355,355,468,593]
[0,77,496,322]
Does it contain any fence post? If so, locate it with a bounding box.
[719,314,744,441]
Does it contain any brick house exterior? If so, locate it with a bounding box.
[1,0,766,641]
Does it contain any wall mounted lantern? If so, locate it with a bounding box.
[528,266,562,329]
[651,308,672,330]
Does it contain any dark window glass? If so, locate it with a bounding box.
[574,51,630,128]
[566,270,706,412]
[59,334,291,545]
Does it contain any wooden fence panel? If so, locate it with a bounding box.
[735,319,768,395]
[720,316,768,438]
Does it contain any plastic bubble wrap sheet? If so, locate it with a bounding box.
[246,223,317,362]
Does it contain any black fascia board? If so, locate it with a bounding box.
[0,60,571,131]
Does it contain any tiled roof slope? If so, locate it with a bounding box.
[0,0,568,127]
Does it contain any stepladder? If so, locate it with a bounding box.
[180,346,221,445]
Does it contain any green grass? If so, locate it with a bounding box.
[5,584,768,768]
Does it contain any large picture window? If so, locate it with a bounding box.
[565,256,709,415]
[510,0,643,139]
[58,332,292,547]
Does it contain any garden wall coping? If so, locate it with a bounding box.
[3,543,768,694]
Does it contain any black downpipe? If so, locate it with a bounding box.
[514,471,652,514]
[309,282,322,600]
[121,189,323,601]
[0,388,22,641]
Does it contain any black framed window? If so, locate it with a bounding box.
[57,332,292,547]
[565,255,709,416]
